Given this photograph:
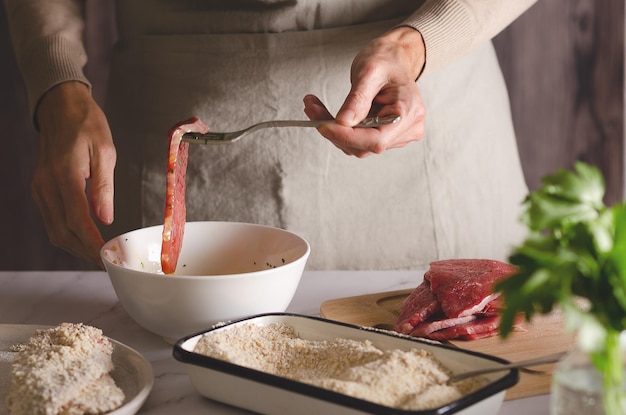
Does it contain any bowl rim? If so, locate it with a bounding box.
[100,221,311,279]
[173,313,519,415]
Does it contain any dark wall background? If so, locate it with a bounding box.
[1,1,623,270]
[494,0,624,205]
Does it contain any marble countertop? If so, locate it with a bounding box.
[0,270,550,414]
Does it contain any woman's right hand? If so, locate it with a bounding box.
[32,81,117,267]
[304,27,426,158]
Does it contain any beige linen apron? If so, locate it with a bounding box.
[104,2,528,270]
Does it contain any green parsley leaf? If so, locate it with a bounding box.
[495,162,626,413]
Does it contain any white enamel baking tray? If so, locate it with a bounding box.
[173,313,518,415]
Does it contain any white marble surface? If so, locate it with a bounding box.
[0,270,550,414]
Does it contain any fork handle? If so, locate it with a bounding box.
[447,351,567,384]
[267,114,400,128]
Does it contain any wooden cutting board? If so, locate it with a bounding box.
[320,289,576,401]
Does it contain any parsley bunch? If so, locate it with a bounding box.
[496,162,626,413]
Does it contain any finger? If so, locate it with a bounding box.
[303,95,334,121]
[304,93,391,151]
[336,65,384,126]
[32,171,103,266]
[37,147,106,265]
[303,95,360,152]
[317,121,393,155]
[88,143,117,225]
[32,173,66,247]
[59,173,106,264]
[320,102,424,156]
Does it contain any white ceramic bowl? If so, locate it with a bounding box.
[101,221,310,342]
[174,313,518,415]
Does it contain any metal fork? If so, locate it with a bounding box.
[181,114,400,144]
[446,351,566,384]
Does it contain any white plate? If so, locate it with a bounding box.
[0,324,153,415]
[174,313,519,415]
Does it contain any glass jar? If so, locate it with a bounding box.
[551,347,626,415]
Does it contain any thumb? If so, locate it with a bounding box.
[336,77,382,127]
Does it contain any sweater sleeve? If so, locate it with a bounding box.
[3,0,91,122]
[401,0,538,77]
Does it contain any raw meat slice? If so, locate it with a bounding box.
[425,259,517,318]
[395,281,441,334]
[408,296,503,338]
[161,117,209,274]
[409,315,477,338]
[427,315,501,341]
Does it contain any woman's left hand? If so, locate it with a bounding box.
[304,27,427,158]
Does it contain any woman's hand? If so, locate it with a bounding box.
[304,27,426,158]
[32,81,116,267]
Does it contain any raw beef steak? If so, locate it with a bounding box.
[395,259,518,341]
[161,117,209,274]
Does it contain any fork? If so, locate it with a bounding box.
[181,114,400,144]
[446,351,566,384]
